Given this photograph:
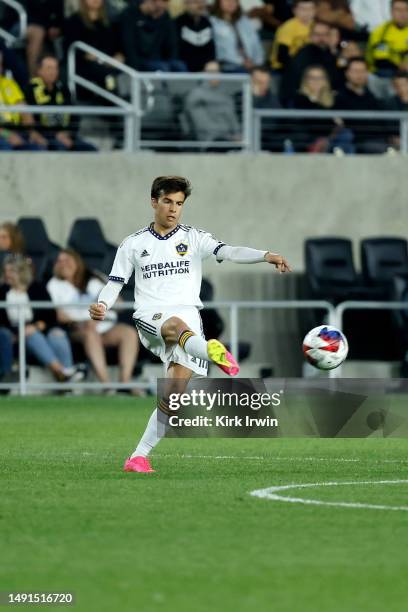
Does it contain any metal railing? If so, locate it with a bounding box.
[0,103,135,151]
[0,299,334,394]
[331,300,408,377]
[253,109,408,154]
[0,0,26,46]
[67,41,252,152]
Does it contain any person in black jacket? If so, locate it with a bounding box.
[121,0,187,71]
[64,0,124,94]
[335,57,388,152]
[281,20,340,105]
[175,0,215,72]
[0,255,81,382]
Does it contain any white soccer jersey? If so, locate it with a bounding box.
[109,223,225,310]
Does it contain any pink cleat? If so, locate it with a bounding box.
[124,456,155,473]
[207,339,240,377]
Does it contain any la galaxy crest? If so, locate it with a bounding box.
[176,242,188,256]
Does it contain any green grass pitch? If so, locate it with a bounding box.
[1,397,408,612]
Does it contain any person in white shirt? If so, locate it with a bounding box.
[350,0,391,31]
[89,176,291,473]
[47,249,140,391]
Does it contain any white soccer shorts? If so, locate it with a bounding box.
[133,305,208,377]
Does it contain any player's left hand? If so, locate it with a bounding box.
[264,252,292,273]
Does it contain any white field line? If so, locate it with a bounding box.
[250,480,408,512]
[154,454,408,464]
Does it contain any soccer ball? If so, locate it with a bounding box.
[302,325,349,370]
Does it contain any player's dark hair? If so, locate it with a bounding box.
[151,176,192,201]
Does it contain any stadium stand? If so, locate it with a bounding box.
[0,0,406,153]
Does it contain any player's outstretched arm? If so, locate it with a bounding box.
[216,245,292,273]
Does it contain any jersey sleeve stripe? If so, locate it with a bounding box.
[213,243,226,256]
[109,275,125,283]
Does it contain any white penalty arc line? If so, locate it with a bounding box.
[250,480,408,512]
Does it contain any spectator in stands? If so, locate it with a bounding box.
[335,38,363,85]
[210,0,264,72]
[0,51,44,151]
[366,0,408,77]
[0,324,14,387]
[247,0,293,37]
[384,71,408,149]
[176,0,216,71]
[47,249,140,390]
[64,0,124,93]
[25,1,65,77]
[0,223,25,256]
[121,0,187,71]
[350,0,391,34]
[251,65,280,107]
[24,55,97,152]
[387,70,408,109]
[183,60,241,143]
[315,1,355,33]
[270,0,316,71]
[0,254,82,383]
[335,57,387,152]
[281,20,340,104]
[293,64,354,151]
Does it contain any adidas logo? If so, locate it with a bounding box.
[141,249,149,257]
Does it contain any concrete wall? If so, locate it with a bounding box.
[1,153,406,373]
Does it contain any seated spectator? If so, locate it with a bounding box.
[47,249,140,390]
[366,0,408,78]
[247,0,293,37]
[335,57,387,152]
[270,0,316,71]
[387,70,408,109]
[210,0,264,72]
[293,64,354,151]
[24,55,97,152]
[121,0,187,71]
[25,1,65,77]
[0,223,25,256]
[251,65,285,150]
[281,19,340,104]
[383,71,408,149]
[183,60,241,143]
[251,65,280,107]
[350,0,391,33]
[0,51,43,151]
[176,0,216,71]
[0,325,14,387]
[315,0,355,33]
[0,254,82,383]
[64,0,124,93]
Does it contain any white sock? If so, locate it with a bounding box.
[131,408,169,458]
[179,331,208,361]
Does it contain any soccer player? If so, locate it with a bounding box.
[89,176,291,473]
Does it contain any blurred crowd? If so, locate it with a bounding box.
[0,0,407,151]
[0,221,141,392]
